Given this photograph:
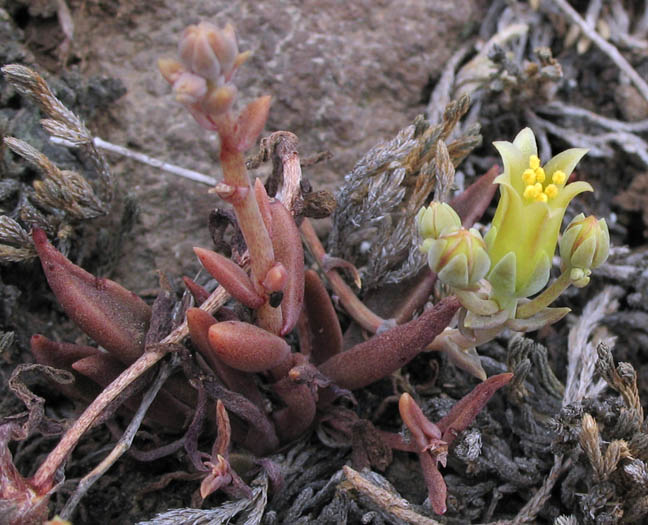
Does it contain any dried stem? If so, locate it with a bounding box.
[550,0,648,104]
[51,136,219,186]
[59,358,174,520]
[342,466,442,525]
[31,345,176,491]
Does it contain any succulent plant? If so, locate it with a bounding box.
[0,23,511,522]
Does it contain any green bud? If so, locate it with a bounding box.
[425,227,491,290]
[416,202,461,241]
[560,213,609,275]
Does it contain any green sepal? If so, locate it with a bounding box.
[487,251,517,298]
[438,253,469,289]
[516,252,551,298]
[506,306,570,332]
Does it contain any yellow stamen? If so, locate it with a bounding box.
[535,192,548,203]
[534,182,542,193]
[522,169,536,185]
[529,155,540,170]
[552,170,566,185]
[534,166,545,183]
[523,185,538,200]
[545,184,558,199]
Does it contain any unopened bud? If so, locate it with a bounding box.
[203,84,237,116]
[425,227,490,290]
[560,213,609,276]
[172,72,207,105]
[416,202,461,241]
[206,22,238,77]
[179,21,238,81]
[157,58,186,85]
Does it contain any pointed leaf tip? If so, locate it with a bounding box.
[233,95,271,152]
[32,228,151,364]
[193,246,264,309]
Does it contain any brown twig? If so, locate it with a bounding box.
[31,344,177,491]
[59,358,174,520]
[342,466,442,525]
[550,0,648,104]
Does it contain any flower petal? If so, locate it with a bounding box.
[512,127,538,160]
[543,148,588,187]
[493,141,526,194]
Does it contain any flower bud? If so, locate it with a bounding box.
[203,83,237,116]
[425,227,490,290]
[416,202,461,241]
[157,58,186,85]
[559,214,609,274]
[172,72,207,105]
[179,22,238,81]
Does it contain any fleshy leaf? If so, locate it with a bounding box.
[318,297,460,390]
[193,247,264,309]
[437,372,513,441]
[231,95,271,152]
[208,321,291,373]
[32,228,151,365]
[186,308,265,408]
[268,200,304,335]
[303,269,342,365]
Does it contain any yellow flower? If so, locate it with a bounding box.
[484,128,592,308]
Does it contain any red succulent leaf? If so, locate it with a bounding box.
[398,393,442,451]
[419,451,448,515]
[231,95,271,152]
[253,178,273,235]
[212,400,231,458]
[32,228,151,365]
[193,247,264,309]
[273,380,317,442]
[30,334,101,402]
[303,269,342,365]
[207,320,291,373]
[186,308,265,408]
[437,372,513,443]
[272,354,317,441]
[317,297,460,390]
[30,334,100,369]
[268,200,305,335]
[182,276,210,305]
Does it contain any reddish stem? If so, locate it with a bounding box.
[220,147,282,334]
[300,218,387,333]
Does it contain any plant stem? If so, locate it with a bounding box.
[220,146,282,334]
[31,345,174,491]
[516,270,572,319]
[300,218,389,333]
[60,359,173,519]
